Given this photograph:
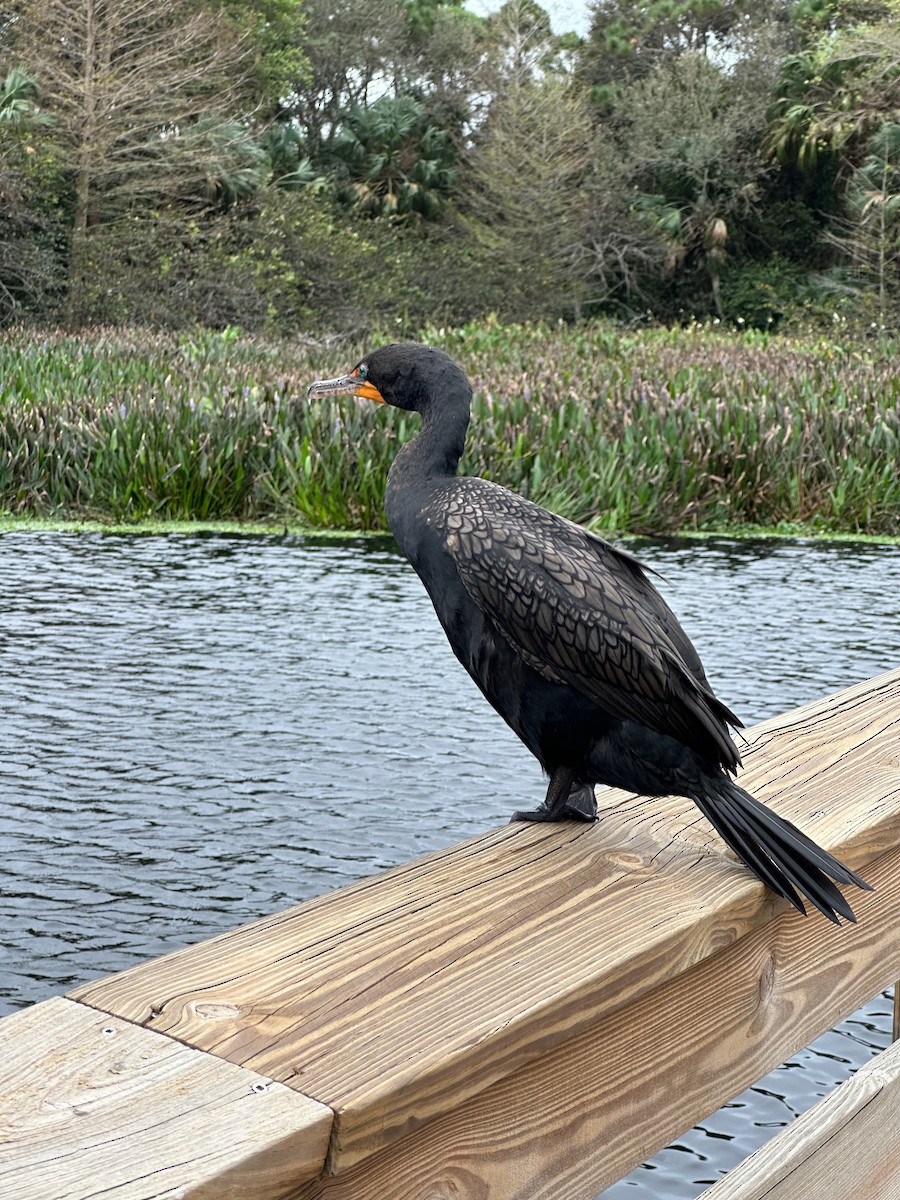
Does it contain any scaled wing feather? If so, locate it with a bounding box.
[443,479,741,771]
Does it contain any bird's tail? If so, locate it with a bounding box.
[693,777,871,924]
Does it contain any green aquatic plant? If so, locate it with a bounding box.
[0,322,898,535]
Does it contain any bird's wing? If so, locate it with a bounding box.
[443,479,741,771]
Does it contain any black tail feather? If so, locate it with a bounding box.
[696,796,809,915]
[693,777,870,925]
[715,791,856,924]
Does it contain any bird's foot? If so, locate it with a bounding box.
[561,784,598,821]
[510,784,597,824]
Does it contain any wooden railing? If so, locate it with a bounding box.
[698,1035,900,1199]
[2,667,899,1200]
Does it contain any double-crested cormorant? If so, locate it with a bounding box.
[308,343,869,923]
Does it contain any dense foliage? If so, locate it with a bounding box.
[2,324,897,535]
[1,0,900,333]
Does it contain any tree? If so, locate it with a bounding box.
[0,68,62,316]
[0,67,52,127]
[764,14,900,315]
[608,49,776,315]
[483,0,579,88]
[283,0,408,160]
[790,0,895,41]
[399,0,487,130]
[284,0,485,167]
[461,73,595,320]
[767,23,900,173]
[328,94,457,220]
[578,0,773,92]
[12,0,251,319]
[261,122,329,192]
[822,122,900,320]
[220,0,308,116]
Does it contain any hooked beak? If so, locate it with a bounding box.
[307,371,385,404]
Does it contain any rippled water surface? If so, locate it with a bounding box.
[1,531,898,1195]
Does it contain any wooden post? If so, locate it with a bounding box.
[2,668,900,1199]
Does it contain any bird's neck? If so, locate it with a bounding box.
[389,402,470,487]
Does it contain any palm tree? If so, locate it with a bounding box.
[328,94,456,220]
[633,191,731,316]
[0,68,52,128]
[180,118,270,210]
[767,27,900,173]
[261,123,329,193]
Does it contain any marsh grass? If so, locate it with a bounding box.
[1,322,898,535]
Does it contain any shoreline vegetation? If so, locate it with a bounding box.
[2,518,899,547]
[1,321,898,539]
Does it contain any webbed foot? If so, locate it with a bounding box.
[510,782,597,823]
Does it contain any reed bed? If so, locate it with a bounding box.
[1,322,898,535]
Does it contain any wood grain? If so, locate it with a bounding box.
[0,997,332,1199]
[290,844,900,1200]
[697,1031,900,1200]
[67,668,900,1178]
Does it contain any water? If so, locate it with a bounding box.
[1,530,898,1194]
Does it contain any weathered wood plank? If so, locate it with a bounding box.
[697,1033,900,1200]
[68,668,900,1178]
[0,997,332,1200]
[287,844,900,1199]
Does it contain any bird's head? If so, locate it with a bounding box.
[307,343,471,414]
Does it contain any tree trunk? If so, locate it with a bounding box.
[65,0,98,326]
[878,156,888,323]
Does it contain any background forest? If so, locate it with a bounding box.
[1,0,900,336]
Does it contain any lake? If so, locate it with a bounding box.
[1,530,898,1195]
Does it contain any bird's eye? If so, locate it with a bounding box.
[357,363,368,381]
